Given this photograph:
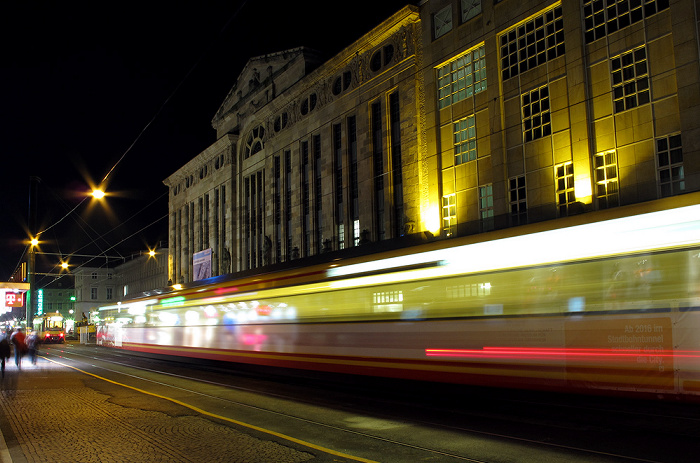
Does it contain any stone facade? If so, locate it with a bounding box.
[164,0,700,284]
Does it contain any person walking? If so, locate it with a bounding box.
[0,331,10,377]
[10,328,27,369]
[26,330,38,365]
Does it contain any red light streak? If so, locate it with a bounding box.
[425,347,700,361]
[214,286,238,295]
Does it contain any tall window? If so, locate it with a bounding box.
[371,101,385,241]
[594,150,619,209]
[313,134,323,254]
[389,92,404,237]
[555,162,575,216]
[90,287,97,300]
[203,193,209,250]
[301,140,310,257]
[274,155,282,263]
[284,150,293,260]
[612,47,649,113]
[522,85,551,142]
[333,123,344,250]
[214,188,220,273]
[584,0,670,44]
[500,5,564,81]
[509,176,527,226]
[442,194,456,237]
[348,116,360,246]
[453,115,477,164]
[244,172,264,269]
[437,44,487,109]
[219,185,226,271]
[657,134,685,197]
[479,184,494,232]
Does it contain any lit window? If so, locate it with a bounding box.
[657,134,685,197]
[611,47,649,113]
[500,6,564,81]
[442,194,456,237]
[594,150,619,209]
[434,5,453,39]
[453,115,477,165]
[353,219,360,246]
[555,162,575,216]
[509,176,527,226]
[437,44,487,109]
[583,0,670,44]
[522,85,551,142]
[479,184,494,232]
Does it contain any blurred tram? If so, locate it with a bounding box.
[98,193,700,398]
[33,312,65,343]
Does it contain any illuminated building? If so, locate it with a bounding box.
[164,0,700,283]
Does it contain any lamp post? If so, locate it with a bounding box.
[26,176,40,328]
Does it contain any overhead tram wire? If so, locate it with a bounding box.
[99,0,250,187]
[9,2,249,280]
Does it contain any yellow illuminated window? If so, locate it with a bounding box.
[657,134,685,197]
[500,5,564,81]
[611,47,649,113]
[437,45,487,109]
[442,194,457,237]
[479,184,494,232]
[584,0,670,44]
[595,150,619,209]
[555,162,575,216]
[509,175,527,226]
[453,115,477,164]
[522,85,551,142]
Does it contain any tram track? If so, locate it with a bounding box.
[42,344,699,462]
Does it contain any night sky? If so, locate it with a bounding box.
[1,1,412,283]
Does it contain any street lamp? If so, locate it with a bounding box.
[92,189,105,199]
[27,236,39,327]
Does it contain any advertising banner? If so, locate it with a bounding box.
[193,248,212,281]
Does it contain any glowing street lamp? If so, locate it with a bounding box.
[92,189,105,199]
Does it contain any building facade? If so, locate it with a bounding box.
[73,266,116,318]
[164,0,700,283]
[37,277,75,319]
[73,248,169,319]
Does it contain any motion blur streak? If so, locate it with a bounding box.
[97,193,700,398]
[425,347,700,361]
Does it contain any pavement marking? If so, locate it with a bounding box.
[45,357,378,463]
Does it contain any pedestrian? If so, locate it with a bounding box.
[10,327,27,369]
[26,330,38,365]
[0,332,10,378]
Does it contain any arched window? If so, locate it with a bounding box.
[244,125,265,159]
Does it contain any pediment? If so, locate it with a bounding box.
[212,47,319,130]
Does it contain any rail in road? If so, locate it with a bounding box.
[0,343,699,462]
